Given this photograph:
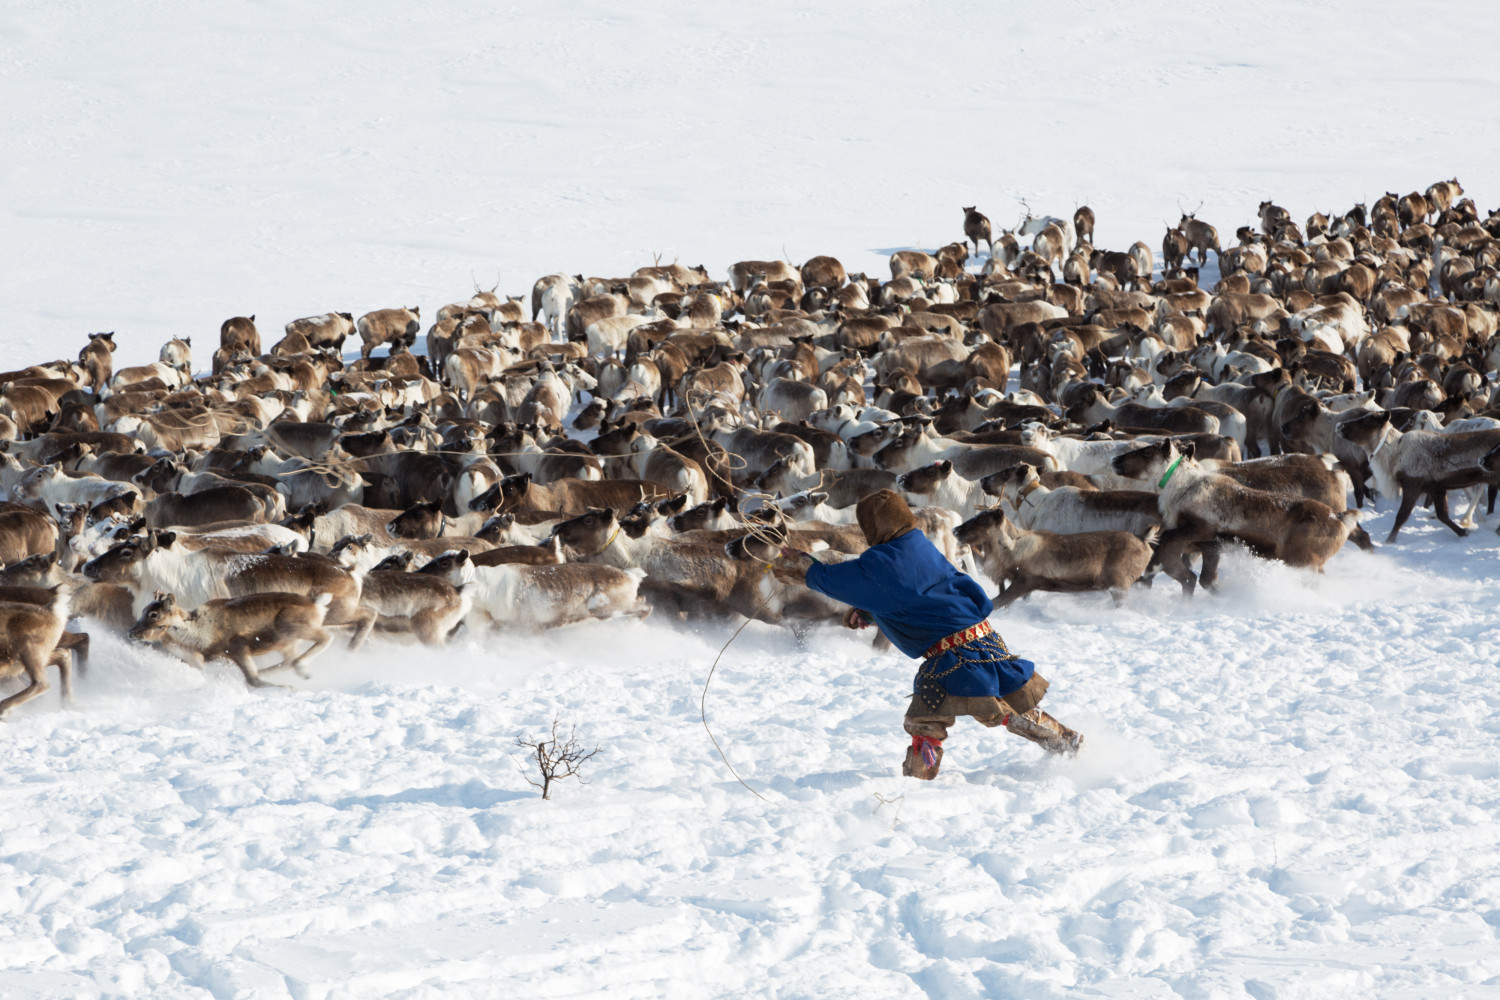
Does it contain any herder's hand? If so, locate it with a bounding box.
[843,608,871,630]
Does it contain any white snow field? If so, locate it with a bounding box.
[5,1,1500,998]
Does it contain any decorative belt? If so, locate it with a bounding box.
[924,620,994,659]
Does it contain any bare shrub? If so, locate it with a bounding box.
[515,716,601,800]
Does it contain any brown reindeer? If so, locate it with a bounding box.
[1073,205,1095,247]
[1177,206,1220,266]
[285,312,355,351]
[220,316,261,356]
[800,255,847,290]
[1398,191,1429,228]
[1111,440,1359,593]
[1426,178,1463,217]
[357,307,421,360]
[954,509,1156,607]
[889,251,939,281]
[962,207,993,258]
[129,591,333,687]
[79,332,117,390]
[467,472,672,518]
[144,486,269,528]
[0,583,73,717]
[83,531,376,648]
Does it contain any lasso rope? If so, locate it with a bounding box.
[680,387,845,802]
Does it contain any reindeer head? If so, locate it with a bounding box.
[129,591,190,642]
[549,507,618,555]
[415,548,472,585]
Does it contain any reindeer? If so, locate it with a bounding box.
[983,462,1160,536]
[1161,226,1190,273]
[1177,203,1220,266]
[954,509,1155,607]
[1336,410,1500,541]
[1427,178,1463,217]
[357,307,421,360]
[158,337,192,373]
[799,255,846,290]
[78,332,116,390]
[962,207,993,258]
[1258,200,1292,235]
[220,316,260,356]
[1398,191,1430,228]
[82,531,376,647]
[128,590,333,687]
[419,548,648,629]
[284,313,355,351]
[0,583,73,718]
[1015,200,1078,256]
[1111,440,1359,594]
[1073,205,1095,247]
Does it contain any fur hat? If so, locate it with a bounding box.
[855,489,919,546]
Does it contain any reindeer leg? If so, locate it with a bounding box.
[1433,489,1468,538]
[995,577,1037,608]
[345,607,377,651]
[288,627,333,676]
[50,649,72,704]
[1458,486,1482,530]
[0,654,49,719]
[1351,462,1370,509]
[1387,480,1423,542]
[227,639,275,689]
[412,612,445,647]
[1155,526,1199,596]
[57,631,89,677]
[1198,539,1223,593]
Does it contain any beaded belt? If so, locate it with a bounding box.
[924,620,994,659]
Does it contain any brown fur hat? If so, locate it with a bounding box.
[856,489,919,546]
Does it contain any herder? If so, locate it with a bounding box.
[773,490,1082,779]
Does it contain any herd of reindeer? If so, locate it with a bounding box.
[4,179,1500,717]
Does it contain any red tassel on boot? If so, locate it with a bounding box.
[903,733,944,780]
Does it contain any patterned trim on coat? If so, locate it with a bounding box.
[923,620,997,660]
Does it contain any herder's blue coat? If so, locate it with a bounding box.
[805,529,1034,707]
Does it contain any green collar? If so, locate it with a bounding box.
[1158,454,1185,489]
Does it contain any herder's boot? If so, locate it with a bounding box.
[1005,709,1083,756]
[903,733,944,779]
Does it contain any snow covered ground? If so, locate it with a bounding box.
[5,1,1500,998]
[5,503,1500,999]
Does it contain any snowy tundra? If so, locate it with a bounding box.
[6,1,1500,999]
